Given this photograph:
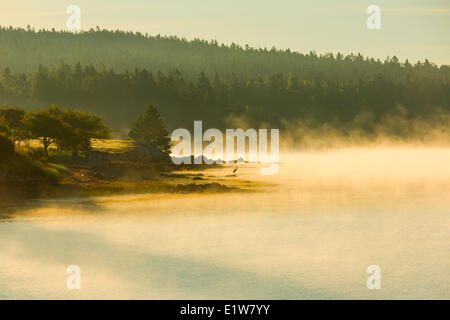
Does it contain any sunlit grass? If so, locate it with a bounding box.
[22,138,136,154]
[91,139,136,154]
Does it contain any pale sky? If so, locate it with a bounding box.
[1,0,449,65]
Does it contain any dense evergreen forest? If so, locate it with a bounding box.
[1,26,449,144]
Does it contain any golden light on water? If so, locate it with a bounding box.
[1,148,449,299]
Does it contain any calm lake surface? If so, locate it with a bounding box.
[1,148,449,299]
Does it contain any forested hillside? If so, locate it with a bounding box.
[1,26,449,144]
[2,26,450,81]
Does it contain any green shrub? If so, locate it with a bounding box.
[0,134,15,160]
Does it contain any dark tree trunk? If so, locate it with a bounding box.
[42,138,49,157]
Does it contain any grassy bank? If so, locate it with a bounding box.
[0,139,247,207]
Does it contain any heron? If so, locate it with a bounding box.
[233,166,238,173]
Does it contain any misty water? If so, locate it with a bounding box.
[1,148,449,299]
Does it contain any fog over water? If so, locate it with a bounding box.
[0,148,449,299]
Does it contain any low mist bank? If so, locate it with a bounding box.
[1,148,449,299]
[226,105,450,150]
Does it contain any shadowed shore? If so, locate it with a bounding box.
[0,158,262,214]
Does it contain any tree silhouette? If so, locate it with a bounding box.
[129,104,171,154]
[23,106,69,156]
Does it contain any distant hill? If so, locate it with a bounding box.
[1,26,449,82]
[0,26,449,145]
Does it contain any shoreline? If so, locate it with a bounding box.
[0,160,259,211]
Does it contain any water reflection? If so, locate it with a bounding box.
[1,148,449,299]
